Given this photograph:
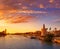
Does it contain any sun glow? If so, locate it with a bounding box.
[0,20,7,26]
[0,20,9,32]
[0,20,37,34]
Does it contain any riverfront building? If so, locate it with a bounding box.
[41,24,48,36]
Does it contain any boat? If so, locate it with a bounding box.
[54,37,60,44]
[30,36,36,39]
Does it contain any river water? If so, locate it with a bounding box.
[0,35,60,49]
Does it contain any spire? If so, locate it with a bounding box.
[43,24,45,29]
[49,27,51,31]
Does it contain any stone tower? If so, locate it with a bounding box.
[41,24,47,36]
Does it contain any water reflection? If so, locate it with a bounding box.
[0,35,60,49]
[0,35,6,37]
[40,41,53,49]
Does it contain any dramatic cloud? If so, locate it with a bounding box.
[39,4,44,8]
[0,0,60,24]
[49,0,54,3]
[0,10,37,23]
[6,16,34,23]
[0,15,35,23]
[0,0,60,10]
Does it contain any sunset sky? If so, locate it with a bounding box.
[0,0,60,33]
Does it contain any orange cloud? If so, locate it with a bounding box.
[0,9,47,23]
[0,11,34,23]
[39,4,44,8]
[49,0,54,3]
[6,15,34,23]
[22,6,28,10]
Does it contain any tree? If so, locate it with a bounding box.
[44,33,54,42]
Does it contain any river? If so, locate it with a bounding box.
[0,35,60,49]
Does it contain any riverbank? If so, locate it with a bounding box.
[54,37,60,44]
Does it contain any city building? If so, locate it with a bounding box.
[53,28,60,37]
[0,29,6,36]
